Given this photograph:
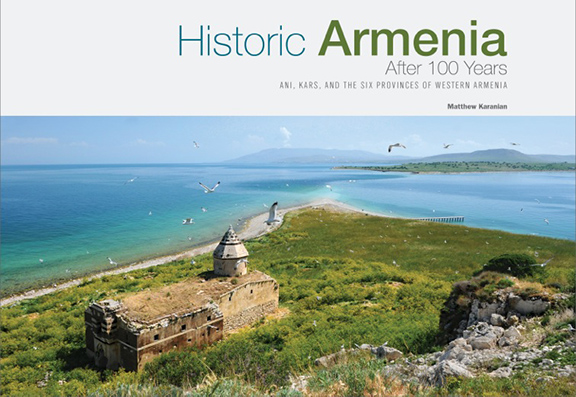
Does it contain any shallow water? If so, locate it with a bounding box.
[1,164,574,292]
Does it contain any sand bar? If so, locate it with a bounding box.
[0,198,386,307]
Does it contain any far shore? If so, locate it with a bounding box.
[0,198,386,307]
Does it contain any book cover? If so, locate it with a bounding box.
[1,1,575,395]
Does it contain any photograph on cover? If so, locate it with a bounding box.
[1,115,575,394]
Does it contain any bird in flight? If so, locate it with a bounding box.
[107,257,118,266]
[325,184,333,191]
[265,202,281,225]
[544,218,549,225]
[510,142,520,146]
[201,207,208,213]
[532,257,553,267]
[199,181,220,193]
[388,143,406,152]
[182,218,195,225]
[39,259,44,263]
[193,141,200,148]
[443,143,453,149]
[124,177,138,185]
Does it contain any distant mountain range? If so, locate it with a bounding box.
[417,149,575,163]
[227,148,574,164]
[227,148,412,164]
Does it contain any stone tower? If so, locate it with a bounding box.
[213,225,249,276]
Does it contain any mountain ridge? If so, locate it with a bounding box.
[227,148,575,164]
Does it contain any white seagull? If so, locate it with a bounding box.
[124,177,138,185]
[544,218,549,225]
[388,143,406,153]
[39,259,44,264]
[265,202,281,225]
[201,207,208,213]
[532,257,553,267]
[443,143,453,149]
[325,184,333,191]
[199,181,220,193]
[182,218,195,225]
[107,257,118,266]
[193,141,200,149]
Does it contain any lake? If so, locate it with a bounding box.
[1,163,574,293]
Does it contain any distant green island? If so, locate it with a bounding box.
[336,161,576,173]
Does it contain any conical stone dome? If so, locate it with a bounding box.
[213,225,249,260]
[212,226,249,276]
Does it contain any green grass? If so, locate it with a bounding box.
[1,208,574,396]
[337,161,576,173]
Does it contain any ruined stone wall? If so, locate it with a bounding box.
[217,278,279,333]
[136,316,223,370]
[223,300,278,332]
[86,302,224,371]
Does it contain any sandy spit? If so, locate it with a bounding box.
[0,198,386,307]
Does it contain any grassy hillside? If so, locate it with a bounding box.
[1,208,574,396]
[338,161,576,173]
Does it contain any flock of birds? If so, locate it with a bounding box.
[387,141,520,153]
[37,139,554,269]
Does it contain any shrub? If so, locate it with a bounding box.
[483,254,544,278]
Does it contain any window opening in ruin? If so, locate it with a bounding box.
[207,316,211,321]
[181,324,187,331]
[154,334,159,341]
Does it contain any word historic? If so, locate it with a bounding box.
[179,20,506,57]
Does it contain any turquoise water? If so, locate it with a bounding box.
[1,164,574,293]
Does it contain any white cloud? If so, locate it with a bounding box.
[247,134,265,144]
[455,139,484,148]
[408,134,423,144]
[279,127,292,147]
[133,139,165,146]
[2,137,58,145]
[69,141,89,147]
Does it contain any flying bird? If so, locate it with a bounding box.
[39,259,44,263]
[182,218,195,225]
[124,177,138,185]
[534,198,541,204]
[199,181,220,193]
[107,257,118,266]
[443,143,453,149]
[388,143,406,152]
[510,142,520,146]
[193,141,200,148]
[325,184,333,191]
[265,202,281,225]
[201,207,208,213]
[544,218,549,225]
[148,211,152,216]
[532,257,553,267]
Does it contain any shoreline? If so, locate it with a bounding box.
[0,198,384,307]
[334,167,576,175]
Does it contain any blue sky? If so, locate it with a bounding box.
[1,116,574,165]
